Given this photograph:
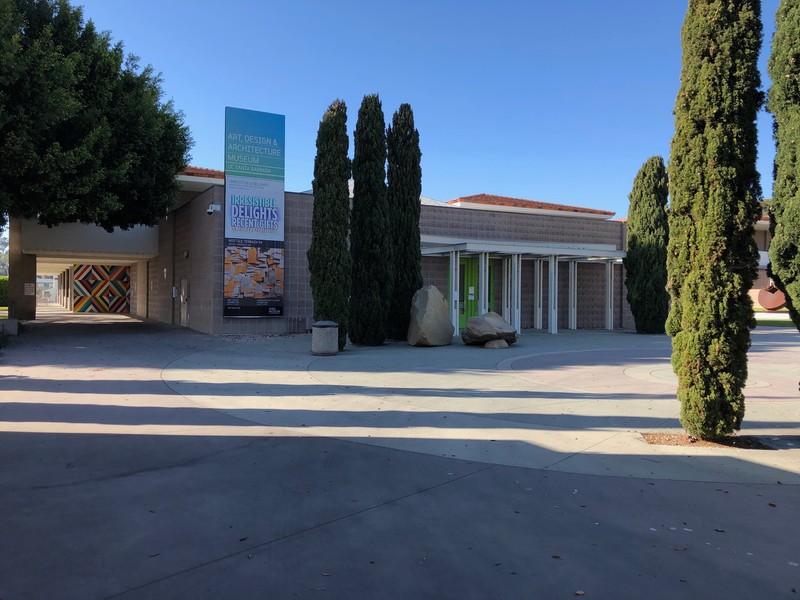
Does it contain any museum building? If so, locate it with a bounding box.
[8,166,634,335]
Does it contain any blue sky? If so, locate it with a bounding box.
[76,0,782,218]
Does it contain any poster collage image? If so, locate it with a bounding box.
[224,242,284,300]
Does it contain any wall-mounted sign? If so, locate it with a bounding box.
[223,107,285,318]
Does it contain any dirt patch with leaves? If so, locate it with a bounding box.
[641,433,775,450]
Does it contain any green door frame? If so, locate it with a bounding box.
[456,257,493,329]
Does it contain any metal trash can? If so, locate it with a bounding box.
[311,320,339,355]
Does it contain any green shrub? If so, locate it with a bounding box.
[767,0,800,330]
[624,156,669,334]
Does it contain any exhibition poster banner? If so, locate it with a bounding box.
[223,107,285,317]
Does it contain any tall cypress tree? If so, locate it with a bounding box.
[666,0,762,440]
[308,100,352,350]
[386,103,423,340]
[767,0,800,330]
[349,94,392,345]
[624,156,670,334]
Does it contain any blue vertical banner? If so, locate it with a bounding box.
[223,107,285,317]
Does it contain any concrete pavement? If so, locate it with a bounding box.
[163,326,800,484]
[0,304,798,599]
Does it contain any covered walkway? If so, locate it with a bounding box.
[422,235,626,334]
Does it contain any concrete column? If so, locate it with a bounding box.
[548,255,558,334]
[139,260,149,319]
[511,254,522,331]
[478,252,489,316]
[449,250,460,332]
[568,260,577,330]
[8,219,37,320]
[68,265,75,312]
[501,257,511,322]
[63,268,71,308]
[534,259,543,329]
[605,261,614,330]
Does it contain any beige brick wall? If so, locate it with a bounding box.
[187,186,223,334]
[147,189,632,334]
[172,201,192,326]
[575,262,605,329]
[420,205,625,249]
[148,190,316,335]
[147,214,175,324]
[752,268,770,290]
[7,218,37,320]
[128,263,137,315]
[148,185,224,332]
[282,192,315,331]
[421,256,449,297]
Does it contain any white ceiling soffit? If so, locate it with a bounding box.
[36,254,144,275]
[21,220,158,257]
[178,174,223,193]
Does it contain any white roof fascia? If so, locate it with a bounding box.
[421,242,625,260]
[177,174,223,186]
[421,234,618,252]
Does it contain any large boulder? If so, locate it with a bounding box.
[461,311,517,345]
[407,285,454,346]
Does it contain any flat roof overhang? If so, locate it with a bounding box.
[421,235,626,262]
[178,174,224,193]
[19,219,160,275]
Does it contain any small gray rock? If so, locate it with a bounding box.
[484,339,509,349]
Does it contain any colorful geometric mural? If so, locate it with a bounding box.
[73,265,130,313]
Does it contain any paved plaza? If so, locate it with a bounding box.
[0,304,798,598]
